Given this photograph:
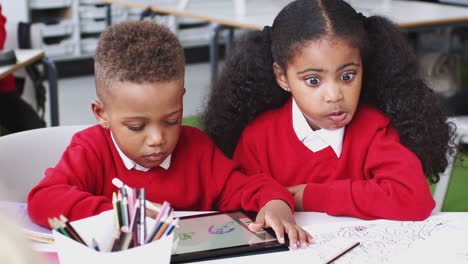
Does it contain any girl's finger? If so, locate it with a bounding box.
[248,222,264,233]
[307,231,315,244]
[249,213,266,232]
[297,226,308,248]
[270,222,285,245]
[284,224,297,249]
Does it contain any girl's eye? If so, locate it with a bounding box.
[128,125,144,131]
[305,77,320,86]
[340,72,355,82]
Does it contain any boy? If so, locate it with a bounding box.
[27,21,312,248]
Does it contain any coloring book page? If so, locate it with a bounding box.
[300,214,468,264]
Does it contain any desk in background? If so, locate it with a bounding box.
[96,0,468,81]
[439,0,468,6]
[0,49,59,126]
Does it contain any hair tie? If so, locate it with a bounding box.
[357,12,367,23]
[262,25,271,43]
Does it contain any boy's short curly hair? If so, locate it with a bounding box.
[94,20,184,100]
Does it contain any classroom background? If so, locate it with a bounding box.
[0,0,467,213]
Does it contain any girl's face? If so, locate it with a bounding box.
[273,37,362,130]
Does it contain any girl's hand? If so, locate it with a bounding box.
[248,199,314,250]
[287,184,306,211]
[145,201,162,218]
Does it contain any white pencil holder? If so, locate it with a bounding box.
[53,210,174,264]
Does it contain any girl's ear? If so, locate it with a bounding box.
[273,62,291,92]
[91,100,110,129]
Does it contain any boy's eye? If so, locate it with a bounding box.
[305,77,320,86]
[165,120,180,126]
[340,72,355,81]
[127,125,144,131]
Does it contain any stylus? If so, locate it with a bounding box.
[112,178,160,212]
[324,241,360,264]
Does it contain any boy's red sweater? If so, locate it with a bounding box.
[28,125,293,227]
[234,99,435,220]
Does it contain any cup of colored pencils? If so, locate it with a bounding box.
[49,187,178,253]
[109,187,179,251]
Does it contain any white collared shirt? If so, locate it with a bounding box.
[292,99,345,158]
[111,132,171,171]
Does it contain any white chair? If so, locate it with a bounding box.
[0,125,90,202]
[433,116,468,213]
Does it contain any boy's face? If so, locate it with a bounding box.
[273,37,362,130]
[93,78,185,168]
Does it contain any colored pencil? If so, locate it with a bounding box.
[127,185,135,220]
[109,230,123,252]
[112,192,121,230]
[146,201,170,241]
[59,215,87,246]
[131,199,141,247]
[164,217,180,236]
[138,188,146,245]
[119,226,133,251]
[116,192,123,229]
[146,217,165,243]
[129,199,140,230]
[154,217,172,241]
[51,218,71,238]
[121,196,129,228]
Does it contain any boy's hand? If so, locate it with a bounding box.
[248,199,314,250]
[287,184,306,211]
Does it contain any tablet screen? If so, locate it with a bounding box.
[172,211,283,262]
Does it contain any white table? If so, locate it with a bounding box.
[1,202,467,264]
[95,0,468,81]
[0,49,59,126]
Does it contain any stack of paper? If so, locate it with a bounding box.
[0,202,54,244]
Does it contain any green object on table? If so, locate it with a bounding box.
[442,154,468,211]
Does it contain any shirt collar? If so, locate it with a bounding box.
[111,132,171,171]
[292,98,345,157]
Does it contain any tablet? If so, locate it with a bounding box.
[171,211,288,263]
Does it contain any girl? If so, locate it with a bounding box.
[203,0,454,220]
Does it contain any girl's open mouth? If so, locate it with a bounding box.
[327,111,347,122]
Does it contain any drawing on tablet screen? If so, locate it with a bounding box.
[208,220,237,235]
[178,232,195,240]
